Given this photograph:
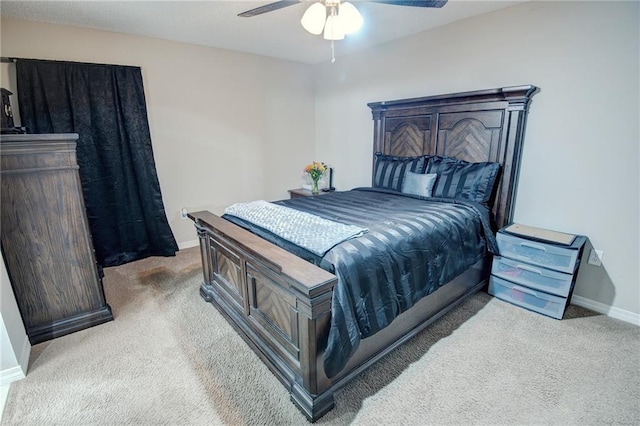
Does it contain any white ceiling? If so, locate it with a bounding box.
[0,0,524,64]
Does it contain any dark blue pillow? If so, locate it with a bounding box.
[373,153,427,192]
[427,156,500,204]
[424,156,459,174]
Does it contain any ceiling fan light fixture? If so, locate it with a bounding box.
[301,2,327,35]
[338,2,363,35]
[323,14,345,40]
[240,0,448,63]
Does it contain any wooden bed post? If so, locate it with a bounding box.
[371,107,385,187]
[496,85,538,227]
[290,288,334,420]
[195,222,212,292]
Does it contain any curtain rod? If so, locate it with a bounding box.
[0,57,140,69]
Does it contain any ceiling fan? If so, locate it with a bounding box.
[238,1,448,42]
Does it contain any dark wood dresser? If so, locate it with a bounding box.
[1,133,113,344]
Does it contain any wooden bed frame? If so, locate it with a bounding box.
[189,85,537,421]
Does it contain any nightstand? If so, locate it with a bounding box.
[488,224,586,319]
[288,188,331,199]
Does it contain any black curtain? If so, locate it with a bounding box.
[16,59,178,267]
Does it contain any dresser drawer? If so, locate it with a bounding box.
[496,232,579,273]
[491,256,574,297]
[488,276,567,320]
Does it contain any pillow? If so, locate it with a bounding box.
[424,156,460,174]
[373,153,427,192]
[431,160,500,204]
[401,172,437,197]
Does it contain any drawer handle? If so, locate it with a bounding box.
[520,241,547,252]
[515,264,543,275]
[513,285,538,297]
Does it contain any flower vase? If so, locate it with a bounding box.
[311,179,320,194]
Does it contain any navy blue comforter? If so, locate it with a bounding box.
[223,188,497,378]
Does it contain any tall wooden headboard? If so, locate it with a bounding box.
[368,85,538,229]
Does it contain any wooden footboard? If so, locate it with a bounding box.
[189,211,490,421]
[190,211,339,420]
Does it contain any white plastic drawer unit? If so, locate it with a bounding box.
[491,256,574,297]
[496,232,581,274]
[488,276,567,319]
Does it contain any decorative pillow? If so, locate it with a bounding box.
[373,153,427,192]
[430,159,500,204]
[424,156,460,174]
[401,172,437,197]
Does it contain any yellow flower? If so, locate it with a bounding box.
[304,161,327,182]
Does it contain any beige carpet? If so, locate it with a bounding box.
[2,247,639,425]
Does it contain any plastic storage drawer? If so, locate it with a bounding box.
[491,256,574,297]
[488,276,567,319]
[496,232,579,274]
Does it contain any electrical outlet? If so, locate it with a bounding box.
[587,248,603,266]
[180,208,188,220]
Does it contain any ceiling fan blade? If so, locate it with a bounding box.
[367,0,448,8]
[238,1,301,17]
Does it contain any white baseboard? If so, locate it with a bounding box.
[571,295,640,326]
[0,366,25,387]
[178,240,199,250]
[0,335,30,387]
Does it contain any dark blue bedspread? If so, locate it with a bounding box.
[223,188,497,378]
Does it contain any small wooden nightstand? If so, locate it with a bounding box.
[288,188,331,199]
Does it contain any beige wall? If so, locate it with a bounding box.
[0,18,316,246]
[314,1,639,318]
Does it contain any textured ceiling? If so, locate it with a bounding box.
[0,1,524,64]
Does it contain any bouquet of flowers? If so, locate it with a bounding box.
[304,161,326,194]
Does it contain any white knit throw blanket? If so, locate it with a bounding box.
[224,200,367,256]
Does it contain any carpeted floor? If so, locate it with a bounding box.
[2,247,639,425]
